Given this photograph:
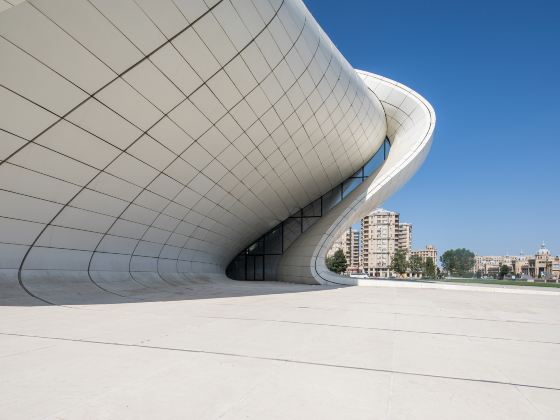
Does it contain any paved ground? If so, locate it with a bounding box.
[1,279,560,419]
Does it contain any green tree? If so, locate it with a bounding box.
[390,249,408,277]
[326,249,348,274]
[409,255,424,276]
[499,264,510,279]
[440,250,455,275]
[423,257,436,279]
[440,248,475,277]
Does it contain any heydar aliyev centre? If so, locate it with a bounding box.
[0,0,434,303]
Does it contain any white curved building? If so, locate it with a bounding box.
[0,0,434,303]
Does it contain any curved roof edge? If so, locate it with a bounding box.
[277,71,436,285]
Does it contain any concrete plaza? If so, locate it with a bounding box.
[1,279,559,419]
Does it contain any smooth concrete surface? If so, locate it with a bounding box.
[333,278,560,296]
[1,280,560,419]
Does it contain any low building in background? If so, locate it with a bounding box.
[474,255,523,277]
[475,243,559,282]
[523,244,559,281]
[411,245,438,266]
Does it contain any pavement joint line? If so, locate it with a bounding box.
[331,305,560,326]
[1,331,559,392]
[207,301,560,327]
[195,316,560,345]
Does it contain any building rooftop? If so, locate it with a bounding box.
[368,207,398,215]
[537,242,551,256]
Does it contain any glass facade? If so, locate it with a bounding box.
[226,138,391,281]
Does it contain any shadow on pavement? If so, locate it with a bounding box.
[0,269,342,307]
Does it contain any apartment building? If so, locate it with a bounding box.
[329,209,439,278]
[398,223,413,255]
[327,228,361,274]
[361,209,401,277]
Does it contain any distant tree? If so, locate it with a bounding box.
[440,250,456,275]
[455,248,475,275]
[390,249,408,277]
[409,255,424,276]
[499,264,510,279]
[326,249,348,274]
[440,248,475,277]
[423,257,437,279]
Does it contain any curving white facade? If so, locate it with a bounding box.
[0,0,433,302]
[278,71,436,284]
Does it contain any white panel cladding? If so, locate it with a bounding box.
[278,72,436,285]
[0,0,388,296]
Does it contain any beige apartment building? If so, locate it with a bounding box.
[327,228,361,274]
[328,209,438,278]
[361,208,410,277]
[410,245,438,266]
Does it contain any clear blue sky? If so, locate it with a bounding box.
[304,0,560,256]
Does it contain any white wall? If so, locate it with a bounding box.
[0,0,389,299]
[278,71,436,285]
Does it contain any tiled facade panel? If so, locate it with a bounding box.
[0,0,387,288]
[278,72,436,285]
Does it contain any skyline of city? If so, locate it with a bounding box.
[341,207,558,280]
[351,213,557,259]
[353,208,560,261]
[305,0,560,255]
